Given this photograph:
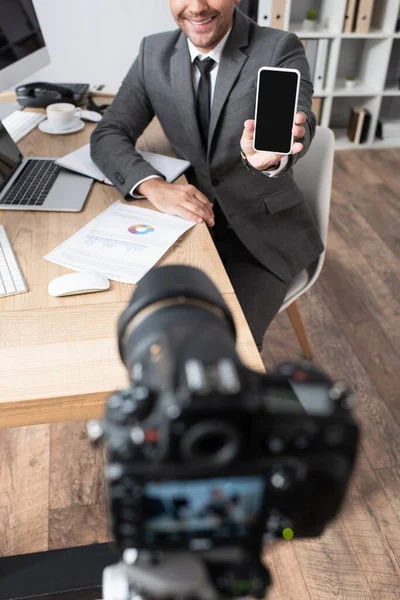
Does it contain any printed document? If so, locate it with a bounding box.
[44,201,196,284]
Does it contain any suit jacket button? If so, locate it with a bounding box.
[211,178,220,187]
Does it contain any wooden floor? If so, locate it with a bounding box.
[1,149,400,599]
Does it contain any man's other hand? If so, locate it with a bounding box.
[240,112,306,171]
[137,179,214,226]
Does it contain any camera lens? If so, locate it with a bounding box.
[118,265,236,372]
[180,420,242,466]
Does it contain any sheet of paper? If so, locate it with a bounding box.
[44,201,196,284]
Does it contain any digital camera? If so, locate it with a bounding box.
[99,266,359,559]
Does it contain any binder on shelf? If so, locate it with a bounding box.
[313,39,329,95]
[271,0,286,30]
[354,0,375,34]
[312,97,323,124]
[343,0,358,33]
[257,0,273,27]
[372,0,387,32]
[305,40,319,80]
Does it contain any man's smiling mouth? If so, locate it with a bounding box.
[188,15,217,26]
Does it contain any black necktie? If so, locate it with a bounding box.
[194,56,215,148]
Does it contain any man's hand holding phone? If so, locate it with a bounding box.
[240,112,306,171]
[241,66,305,171]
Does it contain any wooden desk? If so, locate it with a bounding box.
[0,95,263,428]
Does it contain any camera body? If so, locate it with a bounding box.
[104,361,357,555]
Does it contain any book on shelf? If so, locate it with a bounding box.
[343,0,358,33]
[354,109,366,144]
[312,97,323,125]
[257,0,273,27]
[348,107,360,142]
[271,0,286,30]
[347,107,371,144]
[360,110,371,143]
[354,0,375,34]
[375,120,383,140]
[313,39,329,95]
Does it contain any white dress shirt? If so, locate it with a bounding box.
[131,29,286,197]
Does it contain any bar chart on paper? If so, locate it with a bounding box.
[83,234,147,255]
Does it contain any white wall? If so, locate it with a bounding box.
[29,0,177,86]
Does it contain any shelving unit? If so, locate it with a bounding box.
[257,0,400,149]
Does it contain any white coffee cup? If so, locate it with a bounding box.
[46,103,81,130]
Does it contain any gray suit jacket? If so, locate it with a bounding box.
[91,9,324,282]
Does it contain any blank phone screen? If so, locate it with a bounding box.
[254,69,299,154]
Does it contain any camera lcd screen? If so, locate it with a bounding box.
[143,476,265,544]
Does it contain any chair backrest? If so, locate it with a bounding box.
[292,126,335,246]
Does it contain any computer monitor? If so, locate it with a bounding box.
[0,0,50,93]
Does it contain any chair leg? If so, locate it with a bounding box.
[286,300,313,360]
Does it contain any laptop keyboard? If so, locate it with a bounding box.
[0,159,61,206]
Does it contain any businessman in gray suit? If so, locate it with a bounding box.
[91,0,324,351]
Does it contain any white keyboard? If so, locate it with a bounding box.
[0,226,28,297]
[2,110,46,143]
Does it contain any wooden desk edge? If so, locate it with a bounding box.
[1,349,264,429]
[1,391,108,428]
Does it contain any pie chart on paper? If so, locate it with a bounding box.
[128,224,155,235]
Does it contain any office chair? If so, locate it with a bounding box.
[278,126,335,359]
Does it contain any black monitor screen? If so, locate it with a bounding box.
[0,122,22,191]
[0,0,45,70]
[143,475,265,545]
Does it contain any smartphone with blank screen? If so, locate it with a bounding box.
[253,67,300,155]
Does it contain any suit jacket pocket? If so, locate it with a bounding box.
[263,187,303,214]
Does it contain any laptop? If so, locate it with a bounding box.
[0,120,93,212]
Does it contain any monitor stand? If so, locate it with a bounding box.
[0,103,20,120]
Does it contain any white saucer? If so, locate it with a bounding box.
[39,118,85,135]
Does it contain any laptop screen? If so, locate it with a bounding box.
[0,121,23,192]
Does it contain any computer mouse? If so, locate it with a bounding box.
[80,109,102,122]
[48,271,110,297]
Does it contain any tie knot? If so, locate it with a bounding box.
[194,56,215,76]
